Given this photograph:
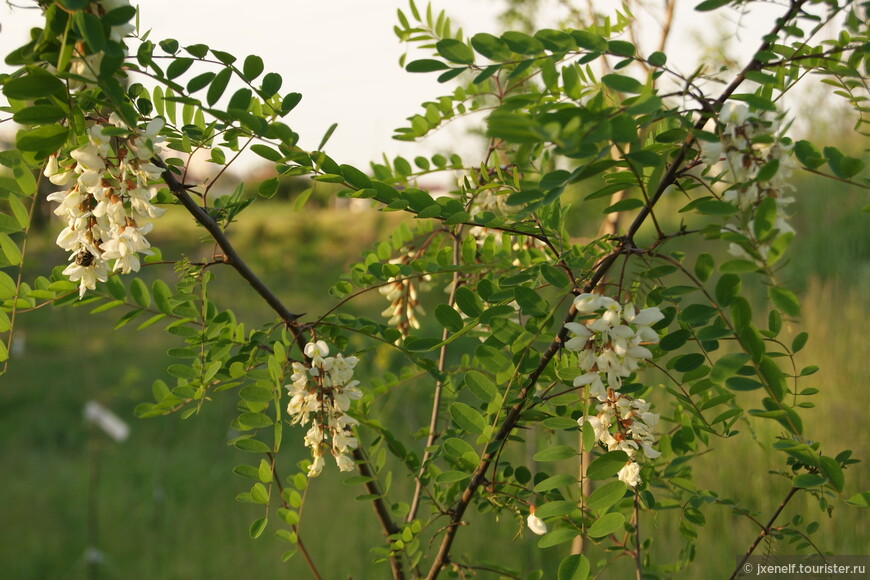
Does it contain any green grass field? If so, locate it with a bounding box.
[1,174,867,579]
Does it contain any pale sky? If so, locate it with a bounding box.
[1,1,824,175]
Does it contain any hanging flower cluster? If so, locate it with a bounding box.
[579,394,661,487]
[701,102,796,264]
[563,294,664,400]
[379,252,429,341]
[285,341,362,477]
[44,115,167,298]
[68,0,136,87]
[564,293,663,487]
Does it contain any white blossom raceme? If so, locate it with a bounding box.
[579,392,661,488]
[45,115,166,297]
[284,342,363,477]
[564,294,663,398]
[700,102,796,266]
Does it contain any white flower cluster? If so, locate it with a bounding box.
[564,294,664,400]
[579,394,660,487]
[44,116,166,298]
[379,252,429,341]
[701,102,795,264]
[68,0,136,86]
[285,341,363,477]
[564,293,663,488]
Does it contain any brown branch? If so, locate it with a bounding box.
[352,447,406,580]
[728,486,799,580]
[153,157,302,324]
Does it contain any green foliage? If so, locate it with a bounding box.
[0,0,867,579]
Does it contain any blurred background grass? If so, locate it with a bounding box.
[0,167,867,579]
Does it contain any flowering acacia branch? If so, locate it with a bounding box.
[153,157,302,325]
[424,6,816,576]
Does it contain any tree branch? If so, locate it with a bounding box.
[352,447,406,580]
[153,157,302,324]
[728,486,799,580]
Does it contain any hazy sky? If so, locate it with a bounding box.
[0,1,800,175]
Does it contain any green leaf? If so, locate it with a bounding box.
[793,473,826,488]
[3,68,66,100]
[74,11,105,52]
[167,364,198,379]
[558,554,590,580]
[758,356,787,402]
[258,178,279,198]
[696,0,731,10]
[534,445,577,462]
[846,492,870,508]
[436,39,473,64]
[534,474,577,493]
[130,278,150,309]
[769,286,801,317]
[16,125,68,154]
[538,528,578,548]
[673,353,705,372]
[233,438,271,453]
[471,33,511,60]
[249,517,268,539]
[243,55,265,80]
[695,253,714,282]
[152,279,172,314]
[501,31,544,54]
[261,72,283,97]
[435,304,463,332]
[587,512,625,538]
[207,67,232,106]
[604,198,644,213]
[602,74,643,93]
[454,286,483,317]
[239,412,273,429]
[819,456,844,492]
[586,451,628,479]
[406,59,450,73]
[586,480,627,511]
[535,500,577,519]
[793,140,824,169]
[12,105,66,125]
[449,402,486,433]
[514,286,548,316]
[0,233,23,265]
[0,271,17,300]
[464,370,497,403]
[715,273,741,306]
[435,470,470,484]
[711,353,750,384]
[8,196,28,229]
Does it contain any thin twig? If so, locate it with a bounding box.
[352,447,406,580]
[153,156,302,324]
[728,486,799,580]
[407,231,462,523]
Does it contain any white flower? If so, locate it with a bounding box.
[63,260,108,298]
[618,461,642,487]
[335,452,355,472]
[307,453,325,478]
[526,510,548,535]
[720,102,748,127]
[304,340,329,360]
